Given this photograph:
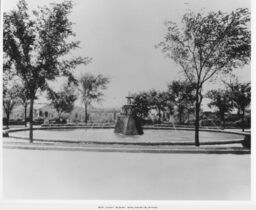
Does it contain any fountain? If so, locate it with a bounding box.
[4,96,250,152]
[114,96,143,135]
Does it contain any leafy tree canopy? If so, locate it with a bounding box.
[226,80,251,112]
[79,73,110,105]
[206,89,233,115]
[168,80,196,105]
[157,8,250,86]
[4,0,91,99]
[3,85,20,120]
[47,85,77,118]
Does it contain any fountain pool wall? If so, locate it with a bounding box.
[5,126,249,147]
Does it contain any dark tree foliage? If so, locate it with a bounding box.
[128,90,175,123]
[3,85,20,128]
[3,0,90,142]
[47,85,77,120]
[160,91,175,120]
[14,83,30,127]
[168,80,196,124]
[157,9,250,146]
[206,89,233,129]
[129,91,151,120]
[226,81,250,131]
[147,90,173,123]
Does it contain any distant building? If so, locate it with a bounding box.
[6,102,120,124]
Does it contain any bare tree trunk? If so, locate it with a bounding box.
[179,111,182,124]
[158,108,161,123]
[242,108,245,132]
[6,112,10,129]
[195,88,200,147]
[58,111,62,122]
[187,108,190,124]
[84,103,88,123]
[178,105,182,124]
[29,98,34,143]
[222,113,226,129]
[24,104,27,127]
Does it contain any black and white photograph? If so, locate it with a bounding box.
[1,0,253,207]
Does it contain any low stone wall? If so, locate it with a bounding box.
[241,134,251,149]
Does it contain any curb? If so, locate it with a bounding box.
[3,141,250,154]
[3,145,250,154]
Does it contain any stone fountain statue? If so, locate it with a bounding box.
[114,95,143,135]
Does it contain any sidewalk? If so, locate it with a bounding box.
[3,148,250,200]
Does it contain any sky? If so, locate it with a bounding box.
[2,0,251,109]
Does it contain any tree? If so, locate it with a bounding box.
[168,80,196,124]
[183,83,197,123]
[3,86,19,128]
[3,0,90,142]
[128,90,174,123]
[13,83,30,127]
[162,92,175,121]
[157,9,250,146]
[226,81,250,131]
[206,89,233,129]
[47,85,77,121]
[78,73,110,123]
[130,91,151,120]
[156,91,175,122]
[3,66,30,127]
[147,90,172,123]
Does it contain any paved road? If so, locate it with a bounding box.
[3,148,250,200]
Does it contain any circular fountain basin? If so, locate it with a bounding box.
[8,128,244,145]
